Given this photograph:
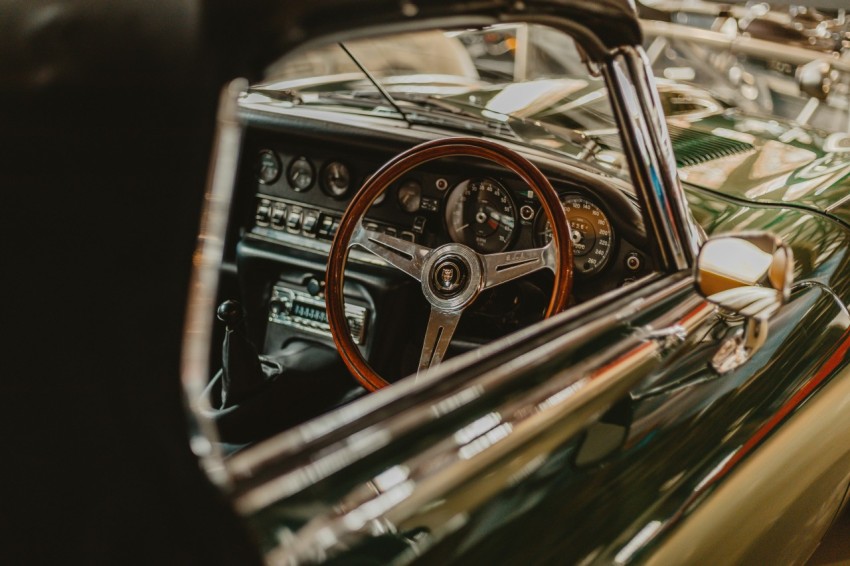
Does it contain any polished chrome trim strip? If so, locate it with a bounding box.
[826,195,850,214]
[793,280,850,317]
[246,231,392,268]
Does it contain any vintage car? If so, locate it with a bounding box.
[4,0,850,564]
[167,0,850,564]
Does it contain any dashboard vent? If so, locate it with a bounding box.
[668,125,755,168]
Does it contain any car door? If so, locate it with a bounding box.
[219,269,710,563]
[219,194,850,565]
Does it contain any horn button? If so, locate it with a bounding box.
[421,244,482,310]
[432,256,468,297]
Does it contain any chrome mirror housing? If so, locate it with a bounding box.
[695,232,793,374]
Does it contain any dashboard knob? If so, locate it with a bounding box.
[306,278,324,296]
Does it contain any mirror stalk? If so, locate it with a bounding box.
[695,232,793,374]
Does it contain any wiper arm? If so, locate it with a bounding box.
[385,93,520,138]
[383,92,510,126]
[394,93,475,115]
[303,89,518,138]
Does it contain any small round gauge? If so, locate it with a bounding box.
[256,150,281,185]
[321,161,351,198]
[287,156,314,192]
[535,195,614,276]
[397,179,422,213]
[445,178,517,253]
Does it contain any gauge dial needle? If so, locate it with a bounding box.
[485,209,501,229]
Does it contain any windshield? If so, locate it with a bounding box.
[252,24,630,177]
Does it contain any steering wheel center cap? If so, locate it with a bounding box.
[432,256,469,297]
[421,244,482,310]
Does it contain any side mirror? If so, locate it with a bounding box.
[695,232,793,373]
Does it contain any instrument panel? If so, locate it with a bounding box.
[246,144,651,300]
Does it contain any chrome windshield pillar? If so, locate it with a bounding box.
[603,46,702,272]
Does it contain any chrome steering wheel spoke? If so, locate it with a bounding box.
[482,241,556,290]
[417,308,462,377]
[350,222,431,281]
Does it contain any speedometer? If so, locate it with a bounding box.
[535,195,614,276]
[445,178,517,253]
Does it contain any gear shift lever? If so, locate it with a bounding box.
[205,300,363,443]
[217,300,267,407]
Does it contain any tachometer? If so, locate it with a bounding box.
[445,178,517,253]
[535,195,613,276]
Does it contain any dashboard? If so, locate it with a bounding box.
[225,112,655,382]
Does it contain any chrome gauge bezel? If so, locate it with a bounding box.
[534,194,614,277]
[321,160,352,198]
[397,179,423,213]
[256,149,281,185]
[287,156,315,192]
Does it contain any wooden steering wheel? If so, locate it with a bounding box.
[326,137,573,391]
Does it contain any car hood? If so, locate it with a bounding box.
[671,110,850,225]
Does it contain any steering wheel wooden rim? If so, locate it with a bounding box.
[326,137,573,391]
